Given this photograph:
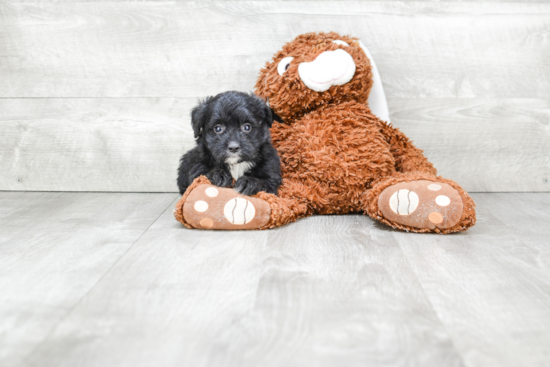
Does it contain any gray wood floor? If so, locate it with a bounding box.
[1,192,549,367]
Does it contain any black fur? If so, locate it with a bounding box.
[177,91,282,196]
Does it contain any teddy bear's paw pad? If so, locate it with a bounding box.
[378,180,463,230]
[183,184,270,230]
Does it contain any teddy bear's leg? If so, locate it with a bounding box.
[174,176,310,230]
[362,172,476,234]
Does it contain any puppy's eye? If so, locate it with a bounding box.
[213,125,225,134]
[277,56,294,76]
[242,124,252,132]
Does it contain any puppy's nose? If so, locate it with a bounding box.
[228,141,240,153]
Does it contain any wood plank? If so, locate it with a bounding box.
[0,2,549,98]
[393,193,550,367]
[473,193,550,232]
[0,192,177,367]
[24,213,463,367]
[0,192,53,223]
[23,206,273,367]
[388,98,550,192]
[472,193,550,257]
[2,1,549,192]
[0,98,195,192]
[7,0,548,2]
[1,97,548,192]
[2,192,550,366]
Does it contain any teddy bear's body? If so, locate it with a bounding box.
[272,101,402,214]
[175,32,476,234]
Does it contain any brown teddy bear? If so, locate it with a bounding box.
[175,32,476,234]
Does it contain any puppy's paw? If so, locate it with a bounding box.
[206,169,232,187]
[234,176,264,196]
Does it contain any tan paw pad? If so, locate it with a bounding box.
[379,180,463,230]
[200,218,214,228]
[183,184,270,230]
[428,212,443,224]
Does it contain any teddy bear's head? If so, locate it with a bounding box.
[255,32,373,122]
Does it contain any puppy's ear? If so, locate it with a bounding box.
[263,98,284,127]
[270,108,284,124]
[191,97,212,139]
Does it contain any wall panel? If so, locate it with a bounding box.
[0,1,548,192]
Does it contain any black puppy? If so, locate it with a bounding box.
[177,91,282,196]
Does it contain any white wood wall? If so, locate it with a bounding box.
[1,1,548,192]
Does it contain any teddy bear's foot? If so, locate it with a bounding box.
[377,180,466,232]
[180,183,271,230]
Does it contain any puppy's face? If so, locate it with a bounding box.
[191,91,273,164]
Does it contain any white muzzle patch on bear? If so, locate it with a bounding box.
[298,49,356,92]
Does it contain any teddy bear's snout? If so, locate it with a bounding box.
[298,49,356,92]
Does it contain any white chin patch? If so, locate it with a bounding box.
[225,156,240,165]
[227,161,255,180]
[298,49,356,92]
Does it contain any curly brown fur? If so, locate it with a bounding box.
[380,123,438,176]
[255,32,373,122]
[257,31,475,233]
[271,102,395,214]
[174,175,212,228]
[177,32,476,233]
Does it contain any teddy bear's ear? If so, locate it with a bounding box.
[356,40,391,123]
[190,96,212,139]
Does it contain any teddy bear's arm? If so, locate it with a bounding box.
[380,122,437,176]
